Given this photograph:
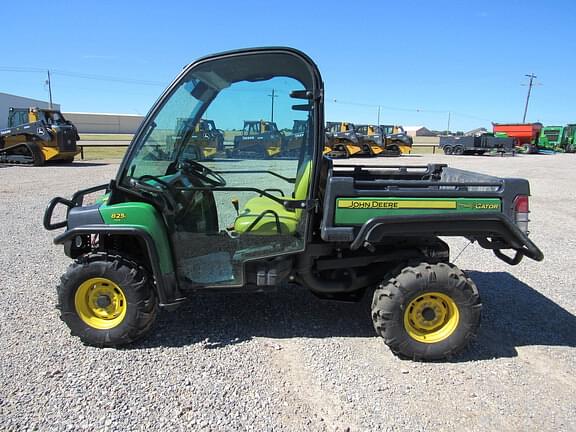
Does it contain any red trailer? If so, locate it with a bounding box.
[493,123,542,153]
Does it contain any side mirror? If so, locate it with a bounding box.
[292,104,312,111]
[290,90,313,100]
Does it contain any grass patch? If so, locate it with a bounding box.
[411,146,439,155]
[80,134,133,141]
[79,146,128,160]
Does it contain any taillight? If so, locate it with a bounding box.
[513,195,530,234]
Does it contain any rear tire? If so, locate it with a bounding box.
[57,254,158,347]
[371,262,481,361]
[453,145,464,155]
[443,146,453,155]
[522,143,535,154]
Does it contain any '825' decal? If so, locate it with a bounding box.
[111,212,127,220]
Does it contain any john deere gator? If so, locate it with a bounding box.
[44,47,543,361]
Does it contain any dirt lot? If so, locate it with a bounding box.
[0,153,574,431]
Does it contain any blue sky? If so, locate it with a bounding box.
[1,0,574,131]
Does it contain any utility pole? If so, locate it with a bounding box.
[447,111,451,135]
[268,89,278,122]
[377,105,381,125]
[46,70,53,109]
[522,73,537,123]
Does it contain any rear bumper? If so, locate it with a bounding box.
[322,213,543,264]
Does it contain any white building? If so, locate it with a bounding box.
[62,112,144,134]
[0,92,60,129]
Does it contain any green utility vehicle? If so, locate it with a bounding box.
[44,48,543,360]
[538,125,576,153]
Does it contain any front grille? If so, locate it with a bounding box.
[58,128,78,151]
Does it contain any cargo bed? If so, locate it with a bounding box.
[320,163,543,264]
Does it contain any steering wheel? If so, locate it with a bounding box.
[135,174,180,212]
[180,159,226,187]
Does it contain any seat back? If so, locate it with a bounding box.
[294,160,312,200]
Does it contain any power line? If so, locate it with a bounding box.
[332,98,445,113]
[51,69,165,86]
[0,66,166,86]
[331,98,491,124]
[0,66,46,73]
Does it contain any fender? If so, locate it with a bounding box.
[53,225,185,309]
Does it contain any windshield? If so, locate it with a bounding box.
[41,111,66,125]
[120,56,315,186]
[122,78,205,179]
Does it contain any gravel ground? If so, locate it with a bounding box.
[0,153,575,431]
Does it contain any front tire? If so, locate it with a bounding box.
[371,262,481,361]
[57,254,158,347]
[26,142,45,166]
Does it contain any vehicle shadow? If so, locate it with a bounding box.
[0,162,110,168]
[51,162,112,167]
[135,272,576,361]
[456,271,576,361]
[136,284,375,349]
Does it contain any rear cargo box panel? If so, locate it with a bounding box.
[334,197,501,225]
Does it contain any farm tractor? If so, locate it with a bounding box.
[282,119,307,156]
[231,120,283,158]
[169,118,225,159]
[354,125,386,156]
[356,124,412,156]
[538,125,576,153]
[379,124,413,155]
[44,48,543,361]
[0,107,80,165]
[324,122,362,158]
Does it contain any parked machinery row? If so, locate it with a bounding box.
[181,119,412,159]
[493,123,575,154]
[324,122,412,158]
[440,122,576,157]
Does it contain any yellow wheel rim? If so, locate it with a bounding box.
[403,292,459,343]
[74,277,127,330]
